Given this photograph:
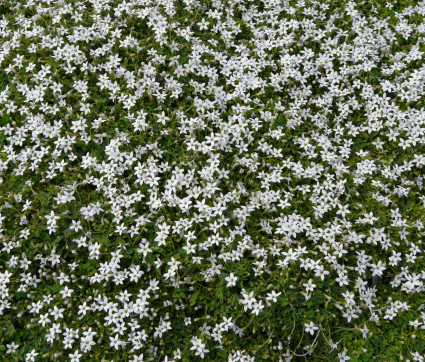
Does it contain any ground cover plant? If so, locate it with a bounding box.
[1,0,425,360]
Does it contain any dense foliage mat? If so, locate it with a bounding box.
[1,0,425,360]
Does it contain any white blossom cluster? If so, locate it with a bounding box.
[1,0,425,360]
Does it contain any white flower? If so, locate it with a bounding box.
[70,350,82,362]
[304,321,319,335]
[225,273,238,287]
[338,349,351,361]
[266,290,281,303]
[252,301,264,316]
[303,279,316,293]
[370,261,386,277]
[6,341,19,354]
[45,210,60,225]
[26,349,38,362]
